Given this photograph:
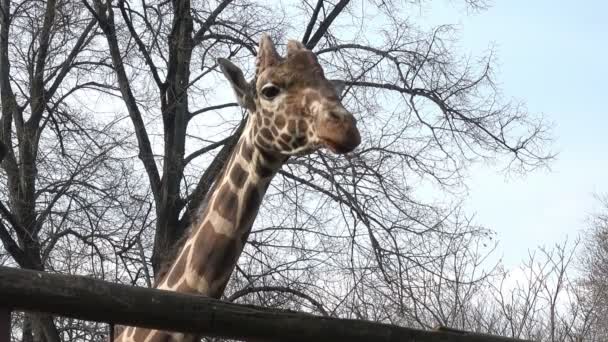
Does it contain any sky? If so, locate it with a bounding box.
[79,0,608,271]
[206,0,608,270]
[419,0,608,267]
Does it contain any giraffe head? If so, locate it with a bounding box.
[218,34,361,155]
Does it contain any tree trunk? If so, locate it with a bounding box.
[151,0,194,275]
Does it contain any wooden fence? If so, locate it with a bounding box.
[0,266,533,342]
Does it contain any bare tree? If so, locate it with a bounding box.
[0,0,557,341]
[463,238,601,342]
[0,1,150,340]
[81,0,553,277]
[578,195,608,341]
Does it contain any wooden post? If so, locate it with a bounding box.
[0,306,10,342]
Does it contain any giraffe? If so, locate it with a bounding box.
[115,34,361,342]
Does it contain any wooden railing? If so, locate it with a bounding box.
[0,266,533,342]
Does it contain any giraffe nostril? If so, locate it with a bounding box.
[328,111,341,121]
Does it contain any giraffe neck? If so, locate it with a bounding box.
[117,117,286,342]
[156,121,284,296]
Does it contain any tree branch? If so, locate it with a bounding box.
[0,201,31,246]
[0,220,33,268]
[194,33,257,55]
[183,136,232,166]
[301,0,323,45]
[29,0,57,127]
[118,0,164,89]
[0,140,5,164]
[192,0,234,46]
[228,285,329,317]
[46,17,97,99]
[189,102,238,120]
[305,0,350,49]
[83,0,161,202]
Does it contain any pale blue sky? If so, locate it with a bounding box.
[81,1,607,272]
[423,0,608,267]
[180,0,608,269]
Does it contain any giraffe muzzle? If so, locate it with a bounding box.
[318,113,361,154]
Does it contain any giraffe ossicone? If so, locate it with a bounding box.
[116,33,360,342]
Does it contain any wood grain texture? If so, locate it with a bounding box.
[0,306,9,342]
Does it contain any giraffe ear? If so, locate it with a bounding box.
[217,58,255,111]
[257,33,281,73]
[330,79,346,97]
[286,39,306,57]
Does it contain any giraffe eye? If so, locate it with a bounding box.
[260,84,281,100]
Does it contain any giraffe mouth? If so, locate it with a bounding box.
[317,112,361,154]
[283,144,318,156]
[322,138,357,154]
